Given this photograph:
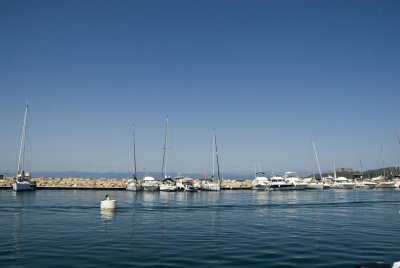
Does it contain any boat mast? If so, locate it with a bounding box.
[212,129,215,179]
[333,162,337,179]
[396,134,400,175]
[132,124,137,180]
[214,129,221,183]
[312,135,323,181]
[381,145,385,178]
[17,99,29,175]
[162,116,169,179]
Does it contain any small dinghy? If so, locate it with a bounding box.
[100,195,116,211]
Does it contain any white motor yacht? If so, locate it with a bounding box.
[284,172,307,190]
[376,180,396,188]
[331,177,354,189]
[143,176,159,191]
[354,179,376,189]
[268,176,294,190]
[251,172,270,190]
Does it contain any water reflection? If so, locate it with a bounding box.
[142,191,158,205]
[100,210,115,221]
[12,208,23,258]
[12,191,32,259]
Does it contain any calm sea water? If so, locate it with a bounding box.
[0,189,399,267]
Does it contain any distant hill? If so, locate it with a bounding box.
[306,167,400,179]
[3,167,398,180]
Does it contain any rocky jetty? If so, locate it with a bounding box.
[0,177,252,190]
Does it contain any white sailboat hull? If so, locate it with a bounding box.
[306,182,324,190]
[126,184,143,191]
[126,181,143,191]
[12,181,36,191]
[201,183,220,191]
[143,185,159,191]
[159,184,178,191]
[331,183,354,189]
[376,181,396,188]
[252,184,269,190]
[292,183,308,190]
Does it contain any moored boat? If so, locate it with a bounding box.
[284,171,307,190]
[159,117,178,192]
[12,100,36,192]
[126,124,143,191]
[143,176,159,191]
[201,129,221,191]
[268,175,294,190]
[251,172,270,190]
[331,177,354,189]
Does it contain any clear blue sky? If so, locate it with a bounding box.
[1,0,399,176]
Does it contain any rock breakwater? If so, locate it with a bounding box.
[0,177,252,190]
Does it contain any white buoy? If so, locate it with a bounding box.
[100,195,116,211]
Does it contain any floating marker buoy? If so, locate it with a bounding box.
[100,195,116,211]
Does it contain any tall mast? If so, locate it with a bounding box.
[396,134,400,175]
[162,116,169,179]
[312,135,323,181]
[132,124,137,180]
[333,162,337,179]
[214,129,221,182]
[212,129,215,179]
[360,159,363,178]
[381,145,385,178]
[17,99,29,174]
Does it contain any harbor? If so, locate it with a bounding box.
[1,175,399,191]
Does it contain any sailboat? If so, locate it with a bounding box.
[305,135,324,190]
[201,129,221,191]
[159,117,177,192]
[376,145,396,188]
[12,100,36,191]
[126,124,143,191]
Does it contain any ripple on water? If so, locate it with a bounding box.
[0,190,399,267]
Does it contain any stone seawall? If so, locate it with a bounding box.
[0,177,252,190]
